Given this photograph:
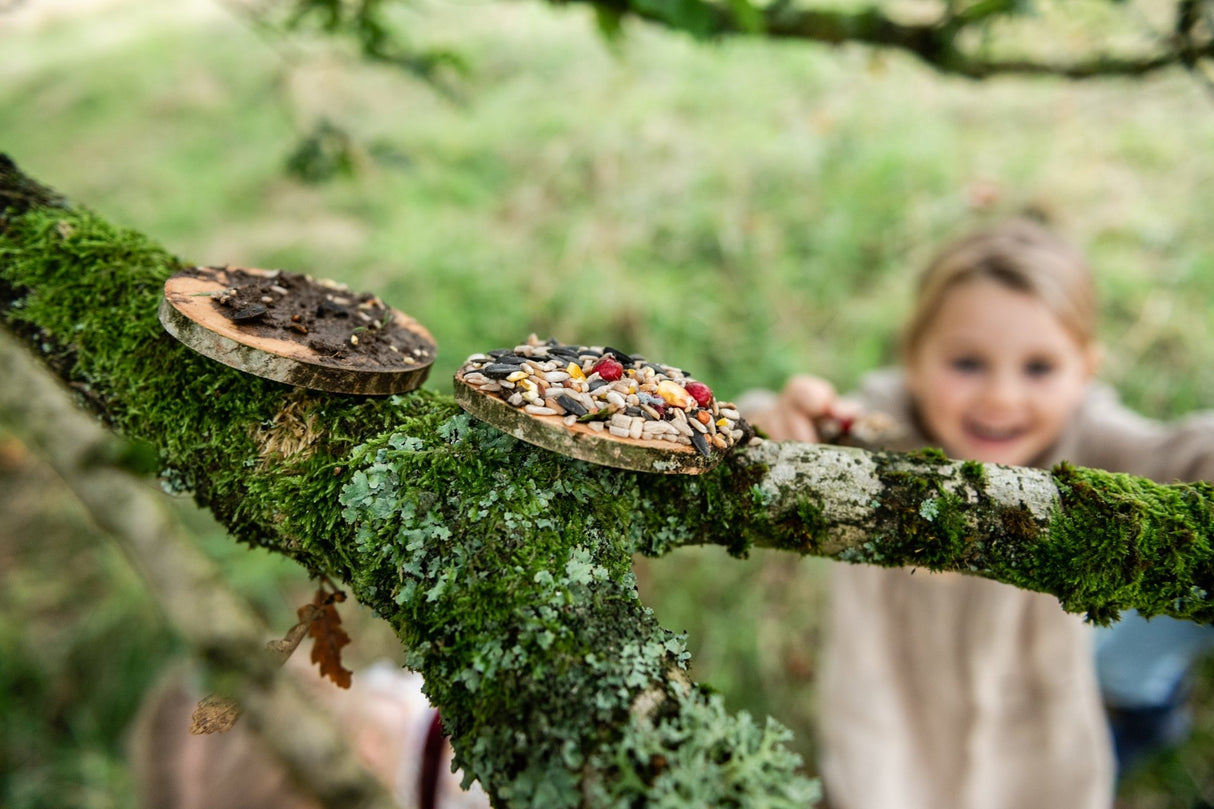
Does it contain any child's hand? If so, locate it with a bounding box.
[748,375,859,443]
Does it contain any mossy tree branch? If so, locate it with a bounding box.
[1,156,1211,805]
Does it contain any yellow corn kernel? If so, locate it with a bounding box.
[656,379,693,409]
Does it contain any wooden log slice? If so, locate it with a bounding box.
[454,372,723,474]
[160,266,436,396]
[450,336,756,475]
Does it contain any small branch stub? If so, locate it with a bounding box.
[160,265,436,395]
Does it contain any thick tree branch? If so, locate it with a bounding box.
[2,156,1211,805]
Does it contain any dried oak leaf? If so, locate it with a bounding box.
[307,588,352,689]
[190,694,241,734]
[266,603,322,665]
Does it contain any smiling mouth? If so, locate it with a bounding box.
[963,421,1027,442]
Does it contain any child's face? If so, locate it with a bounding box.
[906,278,1097,467]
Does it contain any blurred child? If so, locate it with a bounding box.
[741,217,1214,808]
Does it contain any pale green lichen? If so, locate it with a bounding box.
[331,413,818,804]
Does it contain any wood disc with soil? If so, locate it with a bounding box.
[160,266,436,395]
[454,338,753,475]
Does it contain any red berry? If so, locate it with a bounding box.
[593,357,624,381]
[685,381,713,407]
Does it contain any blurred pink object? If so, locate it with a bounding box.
[130,657,491,809]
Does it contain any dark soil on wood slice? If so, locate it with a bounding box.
[160,266,436,395]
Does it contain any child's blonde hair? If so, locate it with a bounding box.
[902,218,1098,359]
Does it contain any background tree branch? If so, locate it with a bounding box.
[0,329,396,809]
[266,0,1214,82]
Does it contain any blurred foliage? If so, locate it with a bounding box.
[2,0,1214,806]
[286,118,360,182]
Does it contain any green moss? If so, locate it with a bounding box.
[847,456,977,570]
[1011,462,1214,624]
[960,458,986,485]
[764,495,829,553]
[907,446,949,464]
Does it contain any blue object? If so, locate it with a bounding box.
[1095,610,1214,775]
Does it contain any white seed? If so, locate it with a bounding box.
[690,418,708,434]
[731,430,744,441]
[610,414,633,430]
[609,425,631,438]
[605,391,627,409]
[588,421,605,432]
[564,415,578,426]
[525,405,558,416]
[719,408,741,421]
[544,371,571,384]
[628,418,643,440]
[508,393,525,407]
[574,392,597,412]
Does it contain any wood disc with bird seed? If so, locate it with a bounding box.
[160,265,436,395]
[453,335,755,474]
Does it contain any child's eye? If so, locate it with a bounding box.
[1024,359,1055,377]
[950,357,984,373]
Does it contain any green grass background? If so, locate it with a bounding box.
[2,1,1214,806]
